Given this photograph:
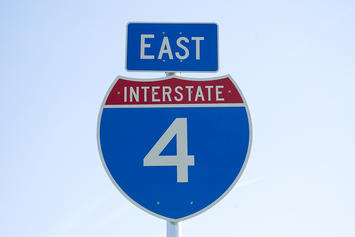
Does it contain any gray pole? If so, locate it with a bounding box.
[165,71,181,237]
[165,72,181,77]
[167,221,181,237]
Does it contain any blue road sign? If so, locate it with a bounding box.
[97,75,252,221]
[126,23,218,72]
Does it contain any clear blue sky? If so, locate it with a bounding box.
[1,1,354,236]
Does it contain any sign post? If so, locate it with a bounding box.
[97,22,252,237]
[165,72,181,237]
[167,221,181,237]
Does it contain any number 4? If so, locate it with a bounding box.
[143,118,195,183]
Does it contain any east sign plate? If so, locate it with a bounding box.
[97,75,252,221]
[126,23,218,72]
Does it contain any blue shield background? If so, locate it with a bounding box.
[99,106,250,220]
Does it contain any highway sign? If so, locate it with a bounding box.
[126,23,218,72]
[97,75,251,221]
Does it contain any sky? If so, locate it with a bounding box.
[1,0,355,237]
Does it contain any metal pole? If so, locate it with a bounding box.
[165,71,182,237]
[167,221,181,237]
[166,72,181,77]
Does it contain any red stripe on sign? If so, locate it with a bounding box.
[105,77,243,105]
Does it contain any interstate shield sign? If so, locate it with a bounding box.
[97,75,252,221]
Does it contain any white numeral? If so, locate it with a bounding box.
[143,118,195,183]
